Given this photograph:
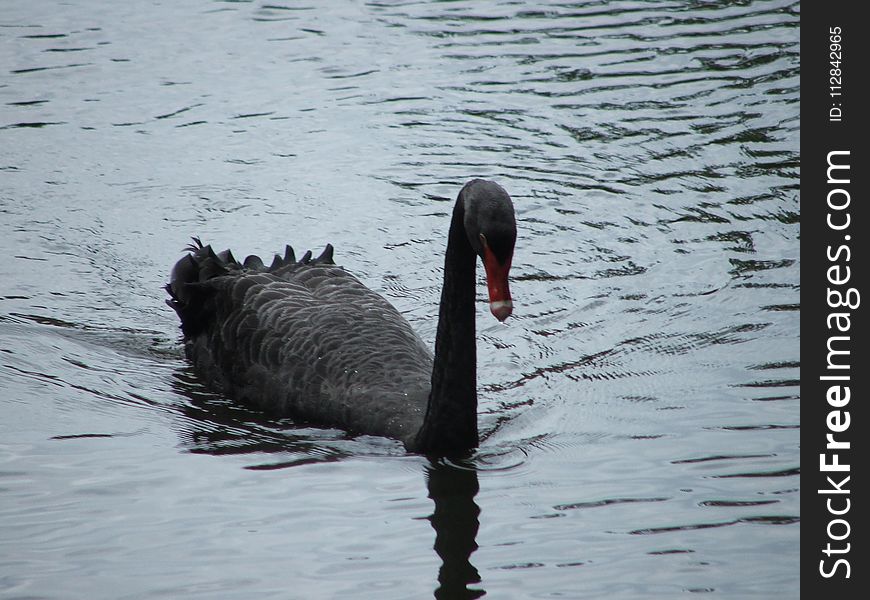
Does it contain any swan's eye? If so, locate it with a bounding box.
[479,233,488,249]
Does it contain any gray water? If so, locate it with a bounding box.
[1,1,799,598]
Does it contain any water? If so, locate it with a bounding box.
[1,1,799,598]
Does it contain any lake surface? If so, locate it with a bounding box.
[1,1,799,598]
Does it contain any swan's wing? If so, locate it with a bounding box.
[167,242,432,440]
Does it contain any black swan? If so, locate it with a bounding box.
[166,179,516,456]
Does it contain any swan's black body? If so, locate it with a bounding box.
[167,179,516,456]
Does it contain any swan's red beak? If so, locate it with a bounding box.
[482,245,513,322]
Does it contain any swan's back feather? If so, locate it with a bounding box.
[167,240,433,443]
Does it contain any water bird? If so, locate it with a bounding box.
[166,179,516,456]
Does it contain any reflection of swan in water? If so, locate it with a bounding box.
[171,369,484,597]
[171,367,347,468]
[426,460,485,599]
[166,179,516,457]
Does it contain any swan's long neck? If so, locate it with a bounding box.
[413,200,479,455]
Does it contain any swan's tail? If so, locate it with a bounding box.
[165,237,334,335]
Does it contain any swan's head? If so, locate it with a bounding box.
[460,179,517,322]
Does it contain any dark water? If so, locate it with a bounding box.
[1,1,799,598]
